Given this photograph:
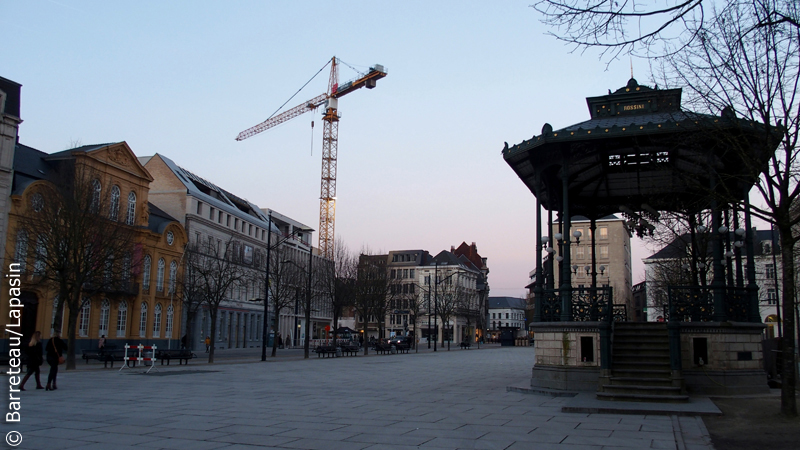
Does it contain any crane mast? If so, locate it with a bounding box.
[236,57,387,260]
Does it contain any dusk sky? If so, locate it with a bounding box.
[3,1,655,297]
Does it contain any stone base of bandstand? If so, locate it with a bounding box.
[678,321,770,395]
[530,322,603,392]
[529,321,770,395]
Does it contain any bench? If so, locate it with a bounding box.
[395,343,410,354]
[82,349,128,368]
[339,344,360,356]
[315,345,337,358]
[374,343,393,354]
[157,349,197,365]
[460,341,472,349]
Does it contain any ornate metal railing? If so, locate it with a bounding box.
[667,285,749,322]
[538,287,619,322]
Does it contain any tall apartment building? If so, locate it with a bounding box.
[549,215,633,317]
[142,154,331,350]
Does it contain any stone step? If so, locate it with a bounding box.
[613,332,669,339]
[613,353,670,362]
[614,323,668,330]
[613,343,670,351]
[612,361,671,370]
[612,368,672,378]
[596,392,689,403]
[608,376,677,387]
[601,384,683,396]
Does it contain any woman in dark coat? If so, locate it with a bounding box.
[19,331,44,390]
[45,331,67,391]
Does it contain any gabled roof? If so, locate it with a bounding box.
[12,143,52,194]
[45,143,119,159]
[146,153,281,233]
[646,229,779,260]
[147,202,180,234]
[488,297,527,310]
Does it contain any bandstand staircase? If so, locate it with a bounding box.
[597,322,688,403]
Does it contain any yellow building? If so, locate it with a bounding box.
[2,142,187,354]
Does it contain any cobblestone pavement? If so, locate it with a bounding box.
[4,346,714,449]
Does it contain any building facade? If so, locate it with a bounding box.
[142,154,331,351]
[0,77,22,272]
[644,228,786,336]
[487,296,527,340]
[2,142,186,353]
[549,215,633,318]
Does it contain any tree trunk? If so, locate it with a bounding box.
[271,306,280,357]
[65,305,79,370]
[208,310,217,364]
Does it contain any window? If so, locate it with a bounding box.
[169,260,178,294]
[14,230,28,271]
[765,264,775,279]
[34,235,46,275]
[576,247,585,259]
[598,227,608,239]
[109,185,120,221]
[156,258,165,292]
[126,191,136,225]
[599,246,609,258]
[196,201,203,215]
[506,313,509,319]
[410,269,415,279]
[403,269,409,278]
[79,300,90,337]
[99,299,110,336]
[766,289,777,305]
[143,255,152,290]
[91,179,101,213]
[122,252,131,282]
[209,207,215,220]
[104,253,113,283]
[116,301,128,337]
[153,304,162,338]
[227,215,231,226]
[139,302,148,337]
[31,192,44,212]
[390,269,396,279]
[166,304,174,337]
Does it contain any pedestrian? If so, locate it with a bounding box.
[278,334,283,349]
[45,331,67,391]
[98,334,106,353]
[285,334,291,348]
[180,334,187,349]
[19,331,44,391]
[204,336,210,353]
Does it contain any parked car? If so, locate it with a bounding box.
[387,335,414,348]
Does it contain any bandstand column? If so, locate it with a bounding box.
[711,198,727,322]
[534,194,543,322]
[559,166,573,322]
[742,190,761,323]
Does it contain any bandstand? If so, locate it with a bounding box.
[503,79,780,400]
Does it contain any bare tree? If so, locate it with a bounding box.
[266,246,304,357]
[317,238,357,346]
[185,238,252,363]
[12,164,140,369]
[353,253,391,355]
[436,273,464,351]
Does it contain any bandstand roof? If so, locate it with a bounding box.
[502,79,780,218]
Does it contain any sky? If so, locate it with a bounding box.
[2,0,654,298]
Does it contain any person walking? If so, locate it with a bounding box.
[45,331,67,391]
[20,331,44,391]
[204,336,210,353]
[98,334,106,353]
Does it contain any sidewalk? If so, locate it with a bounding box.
[7,346,714,450]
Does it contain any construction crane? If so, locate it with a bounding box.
[237,57,387,260]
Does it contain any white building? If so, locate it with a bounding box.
[644,228,785,337]
[142,154,331,350]
[487,297,527,340]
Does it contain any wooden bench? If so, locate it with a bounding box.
[374,342,393,354]
[157,349,197,365]
[460,341,472,349]
[339,343,360,356]
[82,349,128,368]
[395,343,410,354]
[315,345,337,358]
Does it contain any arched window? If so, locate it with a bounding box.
[79,299,90,337]
[91,179,101,213]
[142,255,152,290]
[169,260,178,294]
[99,299,110,336]
[14,230,28,272]
[126,191,136,225]
[109,185,120,221]
[116,301,128,337]
[166,304,174,337]
[139,302,148,337]
[122,252,131,281]
[153,303,162,338]
[156,258,165,292]
[31,192,44,212]
[34,234,46,275]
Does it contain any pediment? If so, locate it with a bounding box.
[89,142,154,182]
